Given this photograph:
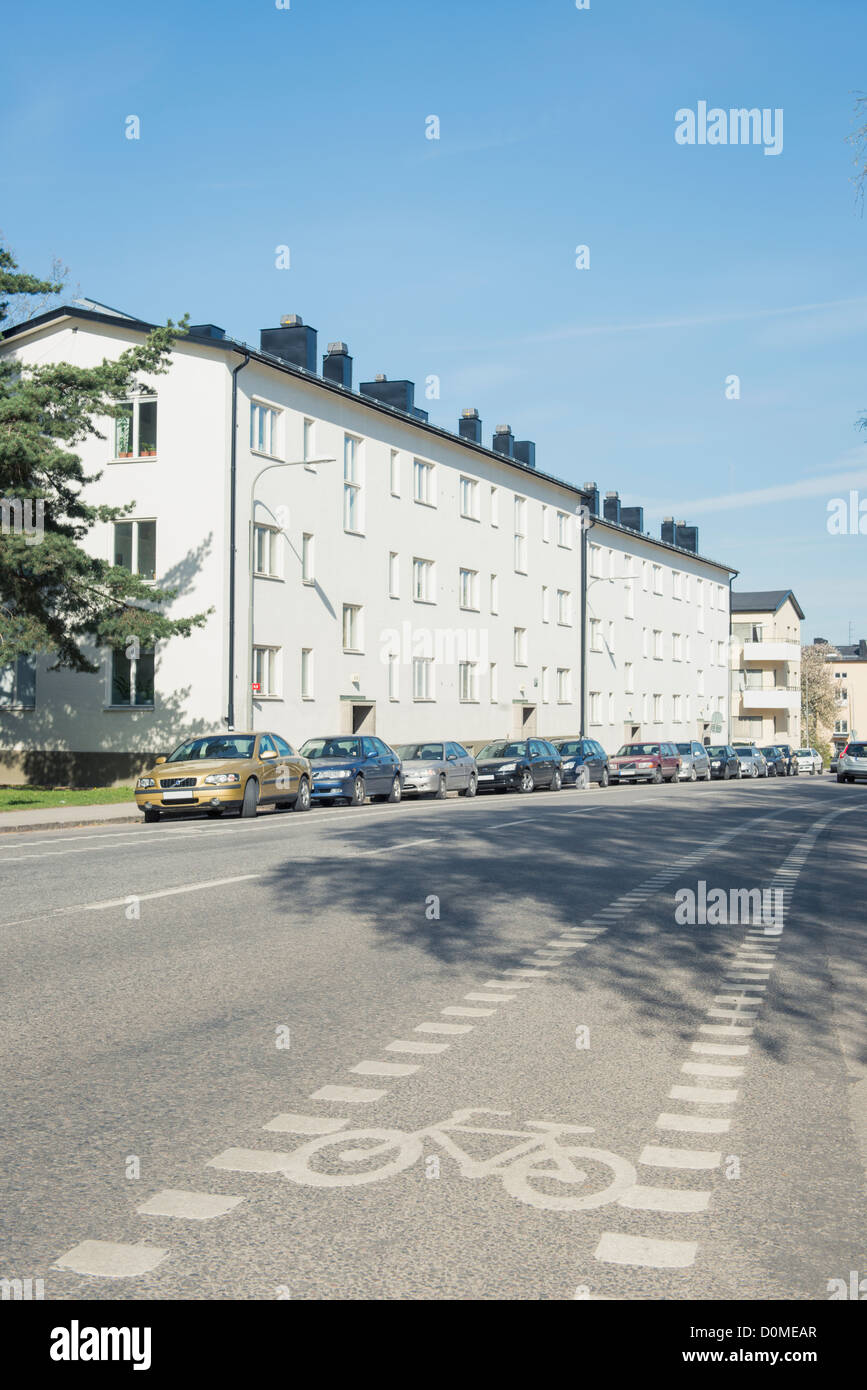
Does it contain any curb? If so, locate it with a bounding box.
[0,813,141,835]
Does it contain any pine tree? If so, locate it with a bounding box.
[0,244,209,673]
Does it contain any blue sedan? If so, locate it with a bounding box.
[300,735,402,806]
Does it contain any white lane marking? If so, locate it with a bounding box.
[415,1021,474,1034]
[639,1145,722,1170]
[354,838,440,857]
[617,1185,711,1213]
[691,1042,750,1057]
[482,979,532,990]
[656,1113,731,1134]
[263,1114,348,1135]
[706,1007,758,1021]
[52,1239,169,1277]
[502,968,554,978]
[441,1006,495,1017]
[698,1024,754,1036]
[594,1232,697,1269]
[84,874,261,910]
[722,979,767,989]
[309,1084,388,1102]
[465,992,516,1003]
[349,1060,419,1077]
[714,995,763,1005]
[385,1039,449,1055]
[682,1061,744,1078]
[207,1148,295,1173]
[136,1189,244,1220]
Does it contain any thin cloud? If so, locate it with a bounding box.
[646,465,867,517]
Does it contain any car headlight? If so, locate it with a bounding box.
[315,767,352,779]
[203,772,241,785]
[637,760,654,768]
[711,761,720,767]
[498,763,517,773]
[565,759,580,769]
[137,777,155,789]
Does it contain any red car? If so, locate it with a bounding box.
[608,741,681,785]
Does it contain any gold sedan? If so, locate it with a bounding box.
[135,731,311,823]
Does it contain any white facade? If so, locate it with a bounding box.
[0,308,734,778]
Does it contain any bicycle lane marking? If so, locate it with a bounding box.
[590,804,856,1276]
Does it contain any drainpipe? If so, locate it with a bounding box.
[227,351,250,730]
[727,570,738,745]
[580,502,595,737]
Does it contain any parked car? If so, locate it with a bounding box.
[300,735,402,805]
[830,749,840,774]
[705,745,740,779]
[837,741,867,783]
[394,741,477,798]
[760,745,788,777]
[608,741,681,785]
[733,745,769,778]
[475,738,562,793]
[135,731,311,823]
[775,743,799,776]
[675,741,712,782]
[553,737,610,787]
[795,747,823,775]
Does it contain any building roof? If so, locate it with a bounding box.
[2,304,736,576]
[731,589,805,620]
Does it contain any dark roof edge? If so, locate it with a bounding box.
[732,588,805,620]
[591,515,737,576]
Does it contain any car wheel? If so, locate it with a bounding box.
[434,774,447,800]
[689,765,697,782]
[600,767,609,788]
[241,779,259,817]
[350,776,366,806]
[750,766,758,779]
[143,807,161,824]
[652,769,663,785]
[387,774,402,803]
[460,775,477,798]
[292,777,311,812]
[550,769,562,791]
[519,768,535,793]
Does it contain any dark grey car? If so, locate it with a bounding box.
[394,741,478,798]
[675,740,712,782]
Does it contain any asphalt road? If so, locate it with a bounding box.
[1,775,865,1301]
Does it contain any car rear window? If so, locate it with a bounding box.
[845,743,867,756]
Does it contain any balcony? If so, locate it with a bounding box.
[740,688,800,713]
[742,641,801,663]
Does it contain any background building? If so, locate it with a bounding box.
[815,638,867,755]
[730,590,804,746]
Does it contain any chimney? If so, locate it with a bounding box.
[188,323,225,340]
[661,517,676,545]
[583,482,599,517]
[459,408,482,445]
[603,490,621,525]
[493,424,514,458]
[620,505,644,533]
[675,521,699,554]
[514,440,536,468]
[260,314,317,371]
[322,341,352,389]
[359,374,428,421]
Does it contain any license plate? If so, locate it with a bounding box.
[162,790,196,801]
[478,774,494,781]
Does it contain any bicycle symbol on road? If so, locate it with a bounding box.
[282,1108,636,1211]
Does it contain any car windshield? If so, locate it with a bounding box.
[615,744,659,756]
[845,743,867,756]
[736,749,753,758]
[795,749,810,756]
[556,741,585,756]
[167,735,256,761]
[395,744,444,761]
[761,747,780,756]
[300,738,362,760]
[706,746,727,757]
[675,743,693,754]
[478,742,527,759]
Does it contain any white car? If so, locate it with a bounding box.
[795,748,823,775]
[837,741,867,784]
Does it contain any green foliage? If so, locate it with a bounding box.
[0,243,209,671]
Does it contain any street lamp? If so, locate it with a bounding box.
[247,456,335,728]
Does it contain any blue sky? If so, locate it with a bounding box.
[2,0,866,639]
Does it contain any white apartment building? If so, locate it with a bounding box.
[0,304,735,782]
[729,590,803,746]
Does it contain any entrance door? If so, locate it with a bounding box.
[513,704,537,735]
[351,702,375,734]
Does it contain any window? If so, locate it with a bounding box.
[459,661,479,702]
[342,604,362,652]
[514,626,528,665]
[303,418,316,467]
[541,666,550,703]
[301,648,314,699]
[343,434,363,532]
[110,647,154,706]
[673,632,682,661]
[607,619,615,651]
[717,585,726,610]
[590,619,602,652]
[625,661,634,694]
[113,520,156,580]
[642,626,649,658]
[557,511,571,548]
[388,551,399,598]
[557,668,572,703]
[684,634,691,662]
[835,718,849,734]
[0,655,36,708]
[413,656,434,700]
[717,640,726,665]
[114,394,157,460]
[460,476,480,520]
[459,567,479,610]
[557,589,572,626]
[251,401,280,457]
[590,691,601,724]
[625,579,635,619]
[653,628,663,660]
[254,524,280,578]
[386,450,399,497]
[642,693,649,722]
[708,584,716,611]
[608,691,616,721]
[652,564,663,596]
[653,694,663,723]
[387,651,399,701]
[673,693,682,722]
[490,486,499,526]
[673,571,682,600]
[684,574,691,602]
[252,645,279,698]
[413,458,435,506]
[542,585,550,623]
[490,573,498,614]
[542,505,550,542]
[685,693,691,721]
[607,548,614,579]
[514,496,527,572]
[696,580,704,631]
[489,662,498,702]
[642,560,649,592]
[413,557,435,602]
[301,533,314,584]
[590,544,601,578]
[697,668,705,696]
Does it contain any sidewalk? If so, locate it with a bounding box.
[0,801,140,833]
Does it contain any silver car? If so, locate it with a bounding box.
[675,740,712,782]
[837,740,867,783]
[393,740,478,798]
[733,745,769,779]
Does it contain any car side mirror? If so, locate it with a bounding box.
[447,754,457,761]
[261,749,277,760]
[155,756,167,765]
